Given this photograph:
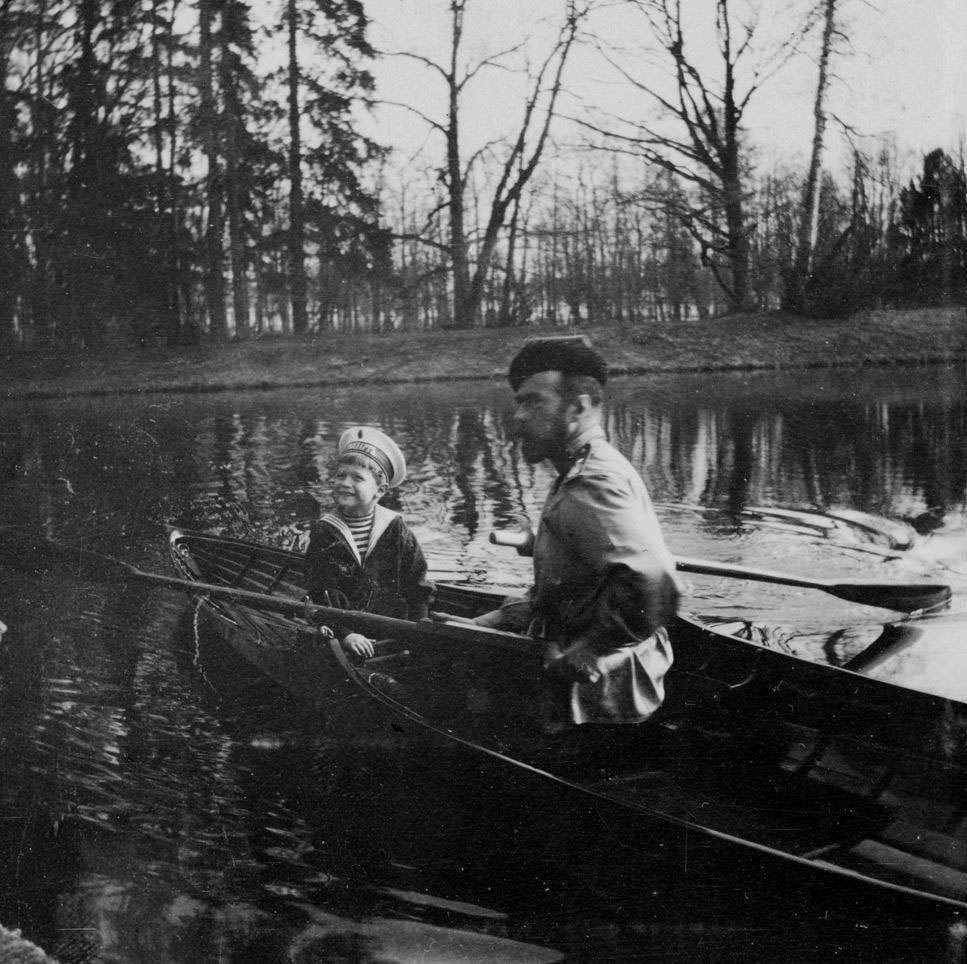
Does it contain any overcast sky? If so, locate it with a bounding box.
[362,0,967,180]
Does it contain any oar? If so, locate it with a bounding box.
[3,534,535,655]
[488,531,950,613]
[674,556,950,613]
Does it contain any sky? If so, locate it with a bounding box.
[361,0,967,182]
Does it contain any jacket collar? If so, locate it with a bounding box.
[319,503,399,564]
[566,424,605,458]
[552,425,604,492]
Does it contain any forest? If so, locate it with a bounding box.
[1,0,966,349]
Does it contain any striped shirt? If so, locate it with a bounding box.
[344,511,375,556]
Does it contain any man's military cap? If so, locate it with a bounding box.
[508,335,608,391]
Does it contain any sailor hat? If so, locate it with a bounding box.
[338,426,407,488]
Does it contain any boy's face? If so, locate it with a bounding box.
[332,460,385,517]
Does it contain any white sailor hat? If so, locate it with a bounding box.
[338,426,407,488]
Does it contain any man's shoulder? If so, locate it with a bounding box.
[585,434,625,463]
[574,436,637,484]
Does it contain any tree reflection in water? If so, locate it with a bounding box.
[1,365,966,961]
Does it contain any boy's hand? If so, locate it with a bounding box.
[341,633,375,659]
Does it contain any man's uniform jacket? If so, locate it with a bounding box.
[502,427,679,725]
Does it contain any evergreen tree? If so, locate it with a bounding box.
[891,149,967,305]
[0,0,29,345]
[278,0,382,334]
[218,0,258,337]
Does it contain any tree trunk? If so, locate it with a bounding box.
[29,0,53,345]
[150,0,182,344]
[722,164,751,311]
[287,0,308,335]
[719,41,749,312]
[0,1,20,346]
[498,189,521,326]
[446,3,472,328]
[163,0,189,340]
[221,33,249,338]
[790,0,837,311]
[67,0,99,347]
[198,0,226,337]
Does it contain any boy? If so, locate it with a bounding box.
[304,426,431,658]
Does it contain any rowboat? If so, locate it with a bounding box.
[168,526,967,919]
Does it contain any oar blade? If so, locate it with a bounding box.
[675,555,952,613]
[829,581,951,614]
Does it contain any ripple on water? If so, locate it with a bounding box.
[2,374,967,961]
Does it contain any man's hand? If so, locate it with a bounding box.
[542,639,601,685]
[341,633,375,659]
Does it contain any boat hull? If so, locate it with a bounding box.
[168,527,967,919]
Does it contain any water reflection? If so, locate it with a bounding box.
[2,366,967,961]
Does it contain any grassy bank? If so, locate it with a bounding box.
[4,306,967,400]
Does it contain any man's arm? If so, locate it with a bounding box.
[556,472,679,650]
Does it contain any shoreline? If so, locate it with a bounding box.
[4,306,967,401]
[6,350,967,403]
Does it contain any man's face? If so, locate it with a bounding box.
[511,371,568,464]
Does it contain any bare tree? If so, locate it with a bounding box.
[787,0,840,311]
[385,0,584,328]
[588,0,811,313]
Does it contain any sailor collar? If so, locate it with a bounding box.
[319,503,399,564]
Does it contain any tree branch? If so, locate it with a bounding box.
[457,40,527,92]
[377,98,447,136]
[381,48,450,84]
[390,230,451,254]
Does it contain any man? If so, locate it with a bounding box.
[478,337,680,727]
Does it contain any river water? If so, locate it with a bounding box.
[1,364,967,963]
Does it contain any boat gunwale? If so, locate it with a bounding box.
[166,526,966,717]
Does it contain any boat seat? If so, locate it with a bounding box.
[836,837,967,901]
[871,818,967,873]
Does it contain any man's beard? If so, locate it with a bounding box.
[519,435,545,464]
[518,421,567,465]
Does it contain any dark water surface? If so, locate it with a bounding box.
[2,366,967,962]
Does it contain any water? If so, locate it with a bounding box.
[2,365,967,962]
